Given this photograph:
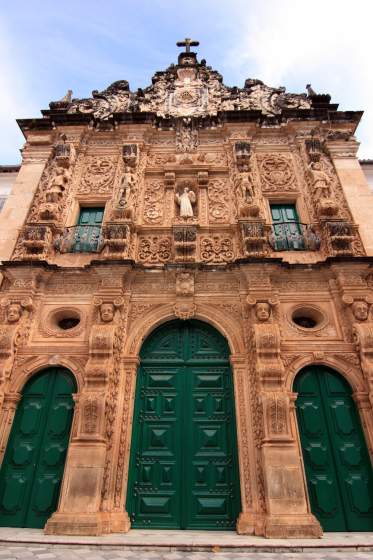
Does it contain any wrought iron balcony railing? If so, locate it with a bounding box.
[54,225,103,253]
[269,222,321,252]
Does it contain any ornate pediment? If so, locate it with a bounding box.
[62,41,311,121]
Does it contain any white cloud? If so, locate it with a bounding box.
[225,0,373,157]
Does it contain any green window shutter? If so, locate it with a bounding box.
[270,204,304,250]
[74,207,104,252]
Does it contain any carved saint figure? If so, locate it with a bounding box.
[100,303,115,323]
[255,302,271,322]
[308,161,332,199]
[46,166,70,203]
[6,303,22,324]
[118,168,134,208]
[236,172,255,204]
[352,301,369,322]
[175,186,196,218]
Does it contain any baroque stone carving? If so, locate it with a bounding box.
[175,118,199,152]
[138,236,172,264]
[175,182,196,218]
[12,225,53,261]
[110,144,144,223]
[265,393,289,436]
[78,156,117,194]
[173,226,197,262]
[143,180,164,224]
[100,224,131,260]
[174,301,196,320]
[208,178,229,223]
[0,297,33,382]
[257,154,297,192]
[200,235,234,263]
[342,295,373,322]
[66,56,311,120]
[39,167,71,221]
[82,396,99,433]
[68,80,132,120]
[176,272,194,296]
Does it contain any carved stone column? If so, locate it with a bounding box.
[343,294,373,406]
[230,355,255,535]
[102,357,139,533]
[247,296,322,538]
[353,392,373,461]
[45,298,122,535]
[0,393,21,465]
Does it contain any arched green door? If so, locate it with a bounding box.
[127,320,241,530]
[295,366,373,531]
[0,368,76,528]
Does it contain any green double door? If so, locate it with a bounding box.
[127,320,241,530]
[295,366,373,531]
[0,368,76,528]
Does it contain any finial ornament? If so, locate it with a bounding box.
[176,38,199,53]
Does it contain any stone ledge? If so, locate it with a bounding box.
[0,529,372,552]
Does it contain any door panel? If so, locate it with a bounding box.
[0,368,75,528]
[127,320,241,530]
[295,366,373,531]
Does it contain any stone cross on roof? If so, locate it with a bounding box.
[176,38,199,53]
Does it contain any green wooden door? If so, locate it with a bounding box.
[0,368,76,528]
[73,207,104,252]
[126,320,241,530]
[270,204,304,250]
[295,366,373,531]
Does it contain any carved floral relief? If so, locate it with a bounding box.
[200,235,234,263]
[137,236,172,264]
[208,178,230,223]
[143,180,164,224]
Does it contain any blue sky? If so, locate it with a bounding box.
[1,0,372,163]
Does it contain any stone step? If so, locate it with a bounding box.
[0,529,372,553]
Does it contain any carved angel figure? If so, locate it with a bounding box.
[175,187,196,218]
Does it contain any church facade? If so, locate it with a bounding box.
[0,41,372,538]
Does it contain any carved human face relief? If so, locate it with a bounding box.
[7,304,22,324]
[255,302,271,322]
[352,301,369,322]
[100,303,115,323]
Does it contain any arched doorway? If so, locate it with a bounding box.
[0,367,76,528]
[295,365,373,531]
[126,319,241,530]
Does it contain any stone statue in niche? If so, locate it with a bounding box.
[116,167,135,218]
[175,185,196,218]
[308,161,332,200]
[236,171,255,205]
[39,165,71,221]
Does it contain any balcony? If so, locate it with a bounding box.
[54,225,103,253]
[269,222,321,252]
